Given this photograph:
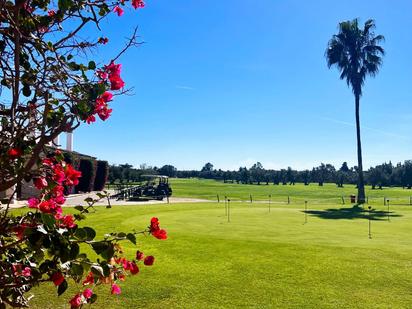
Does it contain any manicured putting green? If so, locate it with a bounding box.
[28,201,412,308]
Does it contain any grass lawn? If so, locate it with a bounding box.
[26,198,412,308]
[170,178,412,205]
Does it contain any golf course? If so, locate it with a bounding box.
[25,179,412,308]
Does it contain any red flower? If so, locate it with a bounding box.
[69,294,82,308]
[109,75,125,90]
[136,250,144,261]
[53,164,66,184]
[106,62,122,77]
[150,217,160,232]
[144,256,155,266]
[51,272,65,286]
[60,215,76,228]
[111,283,121,295]
[129,261,139,275]
[48,10,56,16]
[132,0,145,9]
[152,228,168,240]
[83,288,93,299]
[86,115,96,124]
[8,148,23,159]
[101,91,113,102]
[13,225,27,240]
[96,70,108,80]
[65,164,82,186]
[22,267,32,277]
[38,200,56,214]
[98,37,109,44]
[113,6,124,16]
[83,272,95,286]
[34,177,48,190]
[27,197,39,208]
[97,105,112,121]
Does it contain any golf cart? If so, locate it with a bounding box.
[111,175,172,201]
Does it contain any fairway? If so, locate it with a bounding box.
[170,178,412,205]
[27,198,412,308]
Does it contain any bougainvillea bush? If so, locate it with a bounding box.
[0,0,167,307]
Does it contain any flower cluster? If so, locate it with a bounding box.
[113,0,145,16]
[149,217,168,240]
[86,62,125,124]
[66,218,165,308]
[26,153,81,229]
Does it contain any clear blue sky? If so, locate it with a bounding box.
[72,0,412,171]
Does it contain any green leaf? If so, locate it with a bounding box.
[69,243,80,259]
[83,227,96,241]
[126,233,136,245]
[88,61,96,70]
[57,280,68,296]
[70,263,84,277]
[41,213,55,229]
[90,294,97,304]
[74,228,87,240]
[74,205,84,212]
[91,265,104,277]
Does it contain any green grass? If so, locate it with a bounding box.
[26,198,412,308]
[170,178,412,205]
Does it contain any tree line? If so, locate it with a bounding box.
[108,161,412,189]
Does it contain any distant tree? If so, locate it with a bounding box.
[326,19,384,203]
[302,170,311,186]
[159,165,177,177]
[340,162,350,173]
[201,162,214,172]
[250,162,264,185]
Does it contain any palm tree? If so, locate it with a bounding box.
[326,19,384,203]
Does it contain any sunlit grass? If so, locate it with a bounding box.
[26,200,412,308]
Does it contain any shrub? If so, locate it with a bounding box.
[75,158,97,193]
[94,160,109,191]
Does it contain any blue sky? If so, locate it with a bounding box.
[72,0,412,170]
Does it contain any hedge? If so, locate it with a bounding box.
[93,160,109,191]
[75,158,97,193]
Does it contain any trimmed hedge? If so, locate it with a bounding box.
[93,160,109,191]
[75,158,97,193]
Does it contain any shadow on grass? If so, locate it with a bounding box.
[303,205,402,221]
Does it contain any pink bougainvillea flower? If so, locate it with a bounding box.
[82,288,93,299]
[22,267,32,277]
[51,272,65,286]
[69,293,82,308]
[136,250,144,261]
[96,70,108,80]
[83,272,95,285]
[106,62,122,77]
[27,197,39,208]
[60,215,76,229]
[34,177,48,190]
[132,0,145,9]
[111,283,121,295]
[144,256,155,266]
[96,105,112,121]
[86,115,96,124]
[129,262,139,275]
[152,228,168,240]
[8,148,23,159]
[109,75,125,90]
[64,164,82,186]
[98,37,109,44]
[53,164,66,184]
[101,91,113,102]
[113,6,124,16]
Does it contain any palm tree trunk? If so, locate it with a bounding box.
[355,93,366,203]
